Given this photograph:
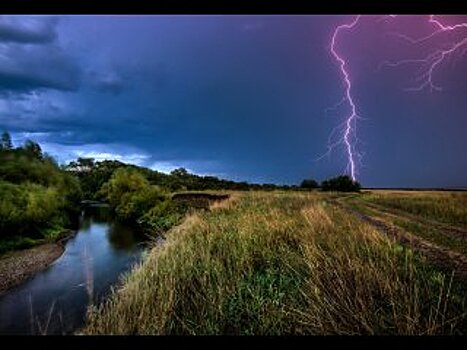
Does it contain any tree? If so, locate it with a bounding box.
[300,179,319,189]
[23,140,43,159]
[321,175,361,192]
[170,167,188,177]
[0,137,84,241]
[66,157,95,173]
[77,157,95,169]
[1,131,13,150]
[99,168,167,222]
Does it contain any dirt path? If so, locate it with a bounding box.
[331,199,467,280]
[358,200,467,242]
[0,231,76,296]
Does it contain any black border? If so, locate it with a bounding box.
[0,0,466,15]
[1,334,465,348]
[1,0,467,345]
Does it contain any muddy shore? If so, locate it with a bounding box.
[0,230,77,296]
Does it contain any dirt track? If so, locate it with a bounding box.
[358,200,467,242]
[332,199,467,280]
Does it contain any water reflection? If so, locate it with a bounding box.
[107,222,142,250]
[85,205,112,223]
[0,204,146,335]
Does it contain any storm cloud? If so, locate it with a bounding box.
[0,15,466,187]
[0,16,80,94]
[0,16,58,44]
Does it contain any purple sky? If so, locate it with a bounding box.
[0,15,466,187]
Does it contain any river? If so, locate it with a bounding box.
[0,204,146,335]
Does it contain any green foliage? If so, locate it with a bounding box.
[66,159,132,199]
[0,132,83,253]
[98,168,191,236]
[321,175,361,192]
[223,265,304,334]
[1,131,12,150]
[0,181,63,237]
[67,160,299,198]
[0,148,63,186]
[300,178,319,189]
[138,200,188,234]
[144,166,290,192]
[0,181,29,235]
[0,236,42,256]
[23,140,43,160]
[99,168,168,224]
[170,167,189,177]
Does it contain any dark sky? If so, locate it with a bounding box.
[0,15,466,187]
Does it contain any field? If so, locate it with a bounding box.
[82,190,467,335]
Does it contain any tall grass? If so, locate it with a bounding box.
[82,192,466,335]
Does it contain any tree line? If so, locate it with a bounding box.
[66,157,361,199]
[0,130,361,254]
[300,176,361,192]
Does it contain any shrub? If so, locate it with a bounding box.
[99,168,168,223]
[300,179,319,189]
[138,200,188,234]
[0,181,64,238]
[321,175,361,192]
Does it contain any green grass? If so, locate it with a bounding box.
[360,191,467,230]
[42,217,71,240]
[0,217,71,256]
[0,236,44,256]
[343,196,467,255]
[82,192,466,335]
[343,191,467,256]
[394,219,467,256]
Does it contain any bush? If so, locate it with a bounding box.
[0,137,83,248]
[300,179,319,189]
[138,200,188,234]
[99,168,168,223]
[0,181,64,238]
[321,175,361,192]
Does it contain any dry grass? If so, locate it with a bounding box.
[208,192,239,211]
[81,191,466,335]
[360,191,467,230]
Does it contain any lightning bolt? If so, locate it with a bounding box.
[325,15,467,181]
[379,15,467,91]
[329,15,362,181]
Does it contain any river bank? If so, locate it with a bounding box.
[0,204,147,335]
[0,229,76,296]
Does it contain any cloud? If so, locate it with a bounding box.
[0,16,58,44]
[8,133,153,166]
[91,71,125,95]
[74,150,151,166]
[0,43,81,93]
[0,16,81,94]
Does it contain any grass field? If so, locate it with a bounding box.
[82,190,467,335]
[341,191,467,257]
[360,191,467,230]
